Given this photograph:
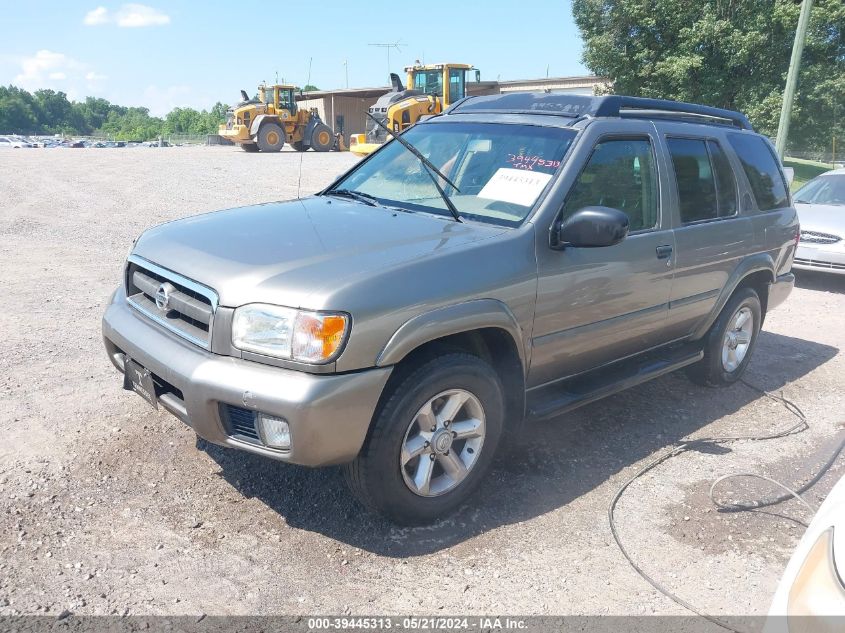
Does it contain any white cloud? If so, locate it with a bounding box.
[83,6,109,25]
[15,50,84,90]
[116,4,170,27]
[13,50,107,98]
[83,4,170,28]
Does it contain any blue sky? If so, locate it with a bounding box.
[0,1,588,116]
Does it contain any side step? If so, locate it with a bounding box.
[526,344,704,421]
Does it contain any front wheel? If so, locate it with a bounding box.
[686,287,762,386]
[256,123,285,152]
[344,353,504,525]
[310,123,333,152]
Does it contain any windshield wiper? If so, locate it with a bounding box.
[325,188,378,207]
[366,112,462,222]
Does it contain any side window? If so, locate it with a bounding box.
[667,138,719,223]
[562,138,658,232]
[448,69,466,103]
[727,133,789,211]
[708,140,738,217]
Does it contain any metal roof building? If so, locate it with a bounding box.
[295,75,608,144]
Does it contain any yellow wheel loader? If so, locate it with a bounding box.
[349,63,477,156]
[219,83,335,153]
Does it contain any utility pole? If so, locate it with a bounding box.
[775,0,814,158]
[343,59,348,88]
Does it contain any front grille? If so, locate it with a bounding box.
[220,404,260,443]
[125,255,218,349]
[794,257,845,271]
[366,113,389,143]
[799,230,841,244]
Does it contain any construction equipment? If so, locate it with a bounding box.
[349,63,477,156]
[219,83,335,153]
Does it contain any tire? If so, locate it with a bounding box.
[344,353,504,525]
[256,123,284,152]
[310,123,333,152]
[686,287,762,387]
[241,143,259,153]
[292,140,308,152]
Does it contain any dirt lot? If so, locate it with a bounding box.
[1,146,843,618]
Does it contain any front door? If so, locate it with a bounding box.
[530,122,676,387]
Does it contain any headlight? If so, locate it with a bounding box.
[787,527,845,621]
[232,304,349,364]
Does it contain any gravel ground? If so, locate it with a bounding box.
[1,146,843,618]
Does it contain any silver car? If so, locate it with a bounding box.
[793,168,845,275]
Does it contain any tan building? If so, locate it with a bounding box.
[296,75,606,144]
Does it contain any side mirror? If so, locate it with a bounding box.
[783,166,795,186]
[554,206,629,249]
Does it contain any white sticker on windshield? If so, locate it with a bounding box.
[477,168,553,207]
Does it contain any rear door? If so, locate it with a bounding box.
[656,124,754,339]
[530,120,676,387]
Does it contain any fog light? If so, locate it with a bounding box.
[257,414,291,449]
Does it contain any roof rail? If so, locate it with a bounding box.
[594,96,753,130]
[447,93,753,131]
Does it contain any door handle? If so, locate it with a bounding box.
[656,245,673,260]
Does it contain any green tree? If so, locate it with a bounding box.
[572,0,845,154]
[33,89,80,134]
[73,96,113,133]
[0,85,39,133]
[303,84,319,92]
[100,107,163,141]
[0,84,231,141]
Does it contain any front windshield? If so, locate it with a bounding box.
[794,175,845,206]
[413,70,444,97]
[334,122,576,226]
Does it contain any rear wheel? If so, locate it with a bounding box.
[241,143,259,153]
[310,123,333,152]
[686,287,762,386]
[256,123,285,152]
[292,140,308,152]
[344,353,504,525]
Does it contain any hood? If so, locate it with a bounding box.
[133,196,506,308]
[796,203,845,236]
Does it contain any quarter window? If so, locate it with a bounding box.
[727,133,789,211]
[562,138,659,232]
[708,140,738,217]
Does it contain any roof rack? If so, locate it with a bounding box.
[447,93,753,131]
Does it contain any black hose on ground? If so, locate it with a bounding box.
[608,378,845,633]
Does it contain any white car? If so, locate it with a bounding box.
[767,471,845,631]
[793,169,845,275]
[0,135,33,148]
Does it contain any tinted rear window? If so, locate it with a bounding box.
[667,138,718,223]
[727,134,789,211]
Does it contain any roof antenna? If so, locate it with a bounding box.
[368,40,403,77]
[297,56,313,200]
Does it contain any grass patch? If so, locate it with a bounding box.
[784,157,833,191]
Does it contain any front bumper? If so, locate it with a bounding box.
[218,124,252,143]
[794,241,845,275]
[102,287,392,466]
